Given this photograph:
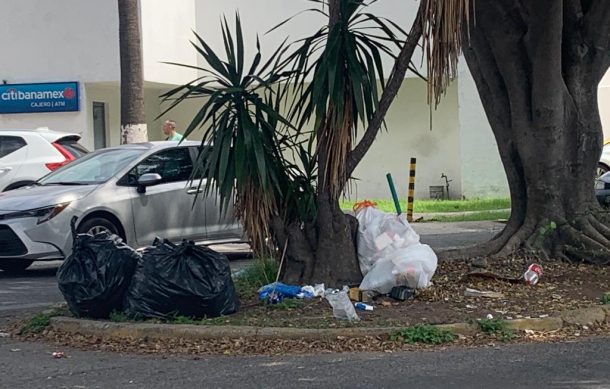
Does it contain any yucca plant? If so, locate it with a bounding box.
[280,0,409,200]
[164,0,469,286]
[160,14,298,252]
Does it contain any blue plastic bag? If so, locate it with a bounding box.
[258,282,313,300]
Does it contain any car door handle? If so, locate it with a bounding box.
[0,167,12,174]
[187,188,203,195]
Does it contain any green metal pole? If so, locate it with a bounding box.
[386,173,402,215]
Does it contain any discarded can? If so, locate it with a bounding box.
[354,302,374,311]
[524,263,543,285]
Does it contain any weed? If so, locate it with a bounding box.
[266,299,301,310]
[390,325,455,344]
[233,257,279,299]
[19,313,52,335]
[478,318,515,341]
[18,307,69,335]
[602,292,610,305]
[109,311,129,322]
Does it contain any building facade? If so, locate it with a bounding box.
[0,0,608,200]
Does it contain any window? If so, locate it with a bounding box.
[188,145,209,180]
[128,148,193,185]
[57,140,89,158]
[0,136,26,158]
[40,148,144,185]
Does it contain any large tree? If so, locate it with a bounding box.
[446,0,610,263]
[118,0,148,144]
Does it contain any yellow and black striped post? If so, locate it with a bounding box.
[407,158,416,222]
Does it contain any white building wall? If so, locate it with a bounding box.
[350,78,462,200]
[457,60,509,199]
[0,0,119,84]
[141,0,198,85]
[194,0,424,79]
[599,69,610,141]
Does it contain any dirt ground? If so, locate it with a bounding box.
[204,258,610,329]
[13,258,610,356]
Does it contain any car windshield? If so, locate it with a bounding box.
[39,148,145,185]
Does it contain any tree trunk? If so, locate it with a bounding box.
[444,0,610,264]
[118,0,148,144]
[271,0,362,288]
[272,193,362,288]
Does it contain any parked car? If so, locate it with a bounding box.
[0,141,243,272]
[0,128,88,192]
[596,171,610,207]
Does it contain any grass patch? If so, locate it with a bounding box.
[390,325,455,344]
[341,198,510,214]
[109,311,129,323]
[478,318,515,342]
[602,292,610,305]
[233,257,279,299]
[19,307,70,335]
[266,299,303,310]
[19,313,52,335]
[427,210,510,223]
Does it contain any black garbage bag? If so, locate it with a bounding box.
[124,239,239,319]
[57,219,140,319]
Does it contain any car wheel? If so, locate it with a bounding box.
[77,217,119,237]
[0,260,33,273]
[597,163,609,178]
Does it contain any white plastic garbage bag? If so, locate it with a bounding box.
[355,204,420,275]
[359,243,438,294]
[325,286,360,321]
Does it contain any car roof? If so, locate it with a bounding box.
[99,140,202,152]
[0,127,81,142]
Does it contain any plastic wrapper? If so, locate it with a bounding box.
[359,243,438,293]
[355,205,420,275]
[325,286,360,321]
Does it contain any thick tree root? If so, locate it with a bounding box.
[439,210,610,265]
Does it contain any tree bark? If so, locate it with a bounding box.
[118,0,148,144]
[443,0,610,264]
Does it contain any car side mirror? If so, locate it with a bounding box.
[137,173,162,193]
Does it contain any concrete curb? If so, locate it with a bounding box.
[48,306,607,341]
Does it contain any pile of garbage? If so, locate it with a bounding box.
[257,282,362,322]
[354,202,438,294]
[253,202,439,322]
[58,219,239,320]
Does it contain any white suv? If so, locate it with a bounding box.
[0,128,88,192]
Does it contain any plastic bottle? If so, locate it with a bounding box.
[524,263,543,285]
[354,302,374,311]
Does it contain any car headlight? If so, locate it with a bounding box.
[595,180,606,190]
[0,203,71,224]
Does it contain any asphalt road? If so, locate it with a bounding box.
[0,221,502,315]
[1,336,609,388]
